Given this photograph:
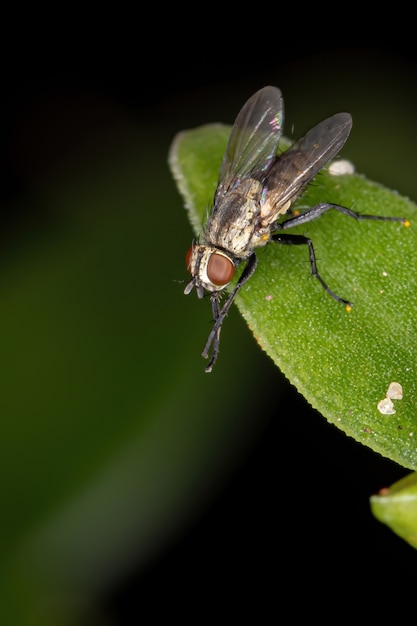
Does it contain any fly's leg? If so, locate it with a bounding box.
[203,253,258,373]
[275,202,407,230]
[272,202,408,306]
[205,296,221,374]
[271,232,351,305]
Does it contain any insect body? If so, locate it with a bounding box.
[184,85,407,373]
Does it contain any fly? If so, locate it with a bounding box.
[184,85,408,373]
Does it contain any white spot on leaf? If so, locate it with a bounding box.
[328,159,355,176]
[377,397,396,415]
[386,382,403,400]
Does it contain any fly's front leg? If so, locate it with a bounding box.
[202,253,258,373]
[271,232,351,306]
[204,295,221,374]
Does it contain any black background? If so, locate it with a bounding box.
[2,19,417,624]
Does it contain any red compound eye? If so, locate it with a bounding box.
[207,253,234,286]
[185,247,193,272]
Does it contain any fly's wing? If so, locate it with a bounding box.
[214,86,284,204]
[262,112,352,214]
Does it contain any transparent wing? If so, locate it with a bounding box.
[263,112,352,213]
[215,86,284,202]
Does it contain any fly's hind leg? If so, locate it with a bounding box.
[271,232,351,305]
[271,201,408,305]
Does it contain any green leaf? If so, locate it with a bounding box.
[370,472,417,549]
[169,123,417,470]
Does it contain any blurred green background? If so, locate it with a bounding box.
[2,23,417,625]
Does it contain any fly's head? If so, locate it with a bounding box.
[184,243,235,298]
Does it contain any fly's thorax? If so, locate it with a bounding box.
[205,178,263,257]
[185,244,235,295]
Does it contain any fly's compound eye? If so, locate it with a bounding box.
[207,252,234,287]
[185,247,193,272]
